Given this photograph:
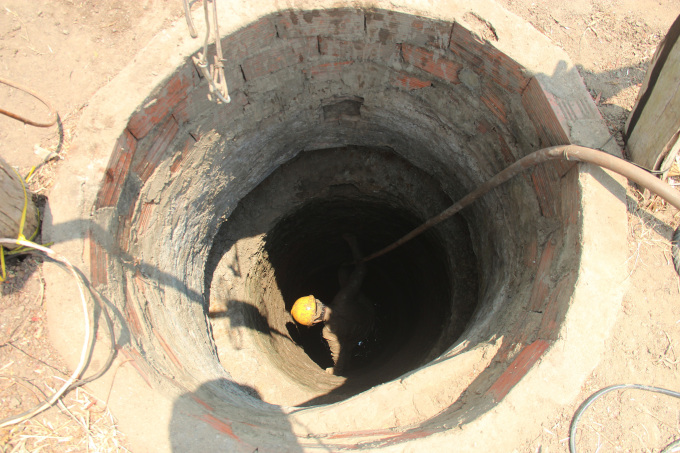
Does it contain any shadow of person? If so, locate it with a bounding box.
[169,379,303,452]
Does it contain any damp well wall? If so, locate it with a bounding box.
[43,1,628,451]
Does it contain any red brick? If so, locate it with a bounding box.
[137,202,155,236]
[133,115,179,183]
[171,98,190,125]
[275,9,364,41]
[123,296,144,340]
[477,119,491,133]
[128,69,194,139]
[450,23,530,94]
[119,347,153,388]
[133,271,150,300]
[489,237,562,364]
[304,61,354,81]
[200,414,239,440]
[182,91,248,138]
[319,37,400,62]
[178,68,244,116]
[117,216,132,253]
[487,339,551,402]
[527,238,557,313]
[537,272,577,341]
[522,76,601,177]
[561,167,581,225]
[523,238,538,269]
[88,234,108,287]
[497,131,516,164]
[169,136,197,174]
[480,82,509,125]
[241,37,318,80]
[191,395,214,412]
[221,17,277,62]
[153,328,184,370]
[96,129,137,209]
[530,164,560,218]
[402,44,462,84]
[522,77,570,147]
[391,72,432,90]
[366,10,452,49]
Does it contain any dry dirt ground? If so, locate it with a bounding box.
[1,0,680,452]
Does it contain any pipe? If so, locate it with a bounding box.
[363,145,680,263]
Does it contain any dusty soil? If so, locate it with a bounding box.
[1,0,679,451]
[0,1,182,451]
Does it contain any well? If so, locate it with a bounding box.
[44,1,628,451]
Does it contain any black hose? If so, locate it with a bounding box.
[569,384,680,453]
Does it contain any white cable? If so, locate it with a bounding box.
[0,238,91,428]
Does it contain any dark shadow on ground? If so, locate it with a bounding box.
[627,195,677,240]
[169,379,303,452]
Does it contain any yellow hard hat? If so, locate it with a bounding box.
[291,295,317,326]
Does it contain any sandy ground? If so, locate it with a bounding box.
[1,0,680,451]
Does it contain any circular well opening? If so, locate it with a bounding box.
[44,4,629,450]
[205,146,479,405]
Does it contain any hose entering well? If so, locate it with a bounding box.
[363,144,680,271]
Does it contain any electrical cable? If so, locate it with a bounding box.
[0,125,116,426]
[0,76,58,128]
[0,238,90,428]
[569,384,680,453]
[65,281,117,391]
[0,244,117,426]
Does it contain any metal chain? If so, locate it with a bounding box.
[182,0,230,104]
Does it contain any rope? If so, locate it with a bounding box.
[0,166,39,282]
[181,0,198,38]
[184,0,230,103]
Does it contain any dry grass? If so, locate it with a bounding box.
[0,384,128,453]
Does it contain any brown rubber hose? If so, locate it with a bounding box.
[0,76,58,128]
[363,145,680,264]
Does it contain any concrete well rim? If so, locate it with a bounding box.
[43,0,628,451]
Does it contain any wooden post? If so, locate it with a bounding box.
[625,14,680,175]
[0,156,39,249]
